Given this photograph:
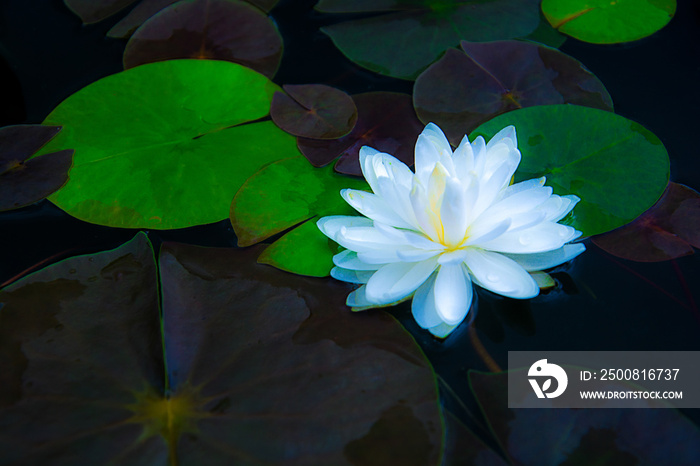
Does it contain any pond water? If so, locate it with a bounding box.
[1,0,700,463]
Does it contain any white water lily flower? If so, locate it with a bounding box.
[317,123,585,338]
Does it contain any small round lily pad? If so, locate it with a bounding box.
[271,84,357,139]
[541,0,676,44]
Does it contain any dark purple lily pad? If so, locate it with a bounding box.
[316,0,542,80]
[0,233,444,464]
[0,125,73,211]
[298,92,423,176]
[271,84,358,139]
[469,370,700,465]
[123,0,283,78]
[414,40,613,145]
[64,0,279,39]
[592,182,700,262]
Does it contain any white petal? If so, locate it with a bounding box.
[350,222,443,263]
[346,286,412,311]
[336,224,445,256]
[434,263,472,325]
[333,249,383,271]
[470,136,486,166]
[414,137,440,185]
[437,249,468,265]
[478,222,580,254]
[427,162,449,214]
[347,285,372,308]
[334,226,397,252]
[356,247,440,264]
[465,218,511,246]
[360,149,412,197]
[440,177,469,247]
[486,125,517,150]
[422,123,453,157]
[427,321,461,339]
[464,249,539,299]
[357,250,405,264]
[410,179,440,241]
[373,173,419,228]
[396,248,443,262]
[541,194,580,222]
[359,146,382,189]
[452,134,475,178]
[415,123,454,177]
[373,222,441,251]
[487,185,553,218]
[330,267,374,284]
[381,152,415,190]
[471,162,514,219]
[341,189,414,229]
[317,216,372,241]
[471,182,552,236]
[485,143,520,184]
[499,211,548,233]
[365,259,438,304]
[503,243,586,271]
[411,273,443,328]
[504,177,546,197]
[459,172,480,226]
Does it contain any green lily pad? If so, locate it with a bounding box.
[593,182,700,262]
[0,233,444,464]
[271,84,358,139]
[36,59,299,230]
[0,125,74,211]
[317,0,542,80]
[123,0,283,79]
[470,105,669,237]
[257,218,340,277]
[413,40,612,145]
[63,0,279,38]
[230,156,368,275]
[541,0,676,44]
[469,370,700,465]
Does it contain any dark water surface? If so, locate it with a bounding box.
[1,0,700,441]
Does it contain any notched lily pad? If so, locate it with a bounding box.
[0,233,444,464]
[471,105,669,237]
[271,84,358,139]
[36,59,299,229]
[298,92,423,176]
[0,125,74,211]
[593,182,700,262]
[231,156,368,275]
[469,370,700,465]
[541,0,676,44]
[317,0,542,80]
[414,41,612,145]
[123,0,283,79]
[257,217,339,277]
